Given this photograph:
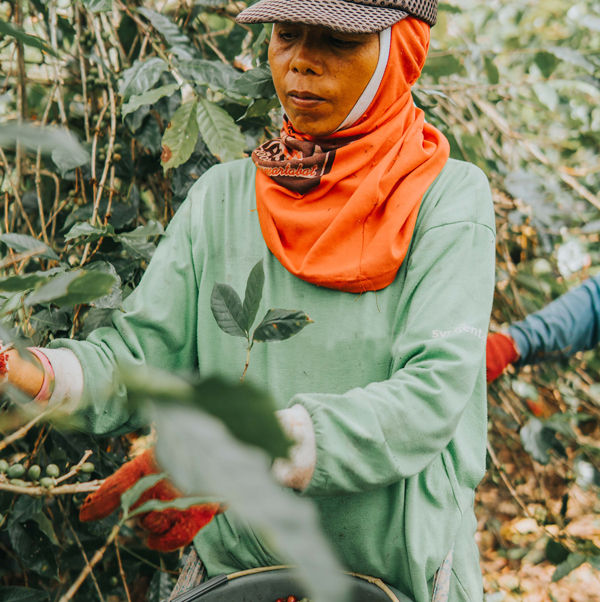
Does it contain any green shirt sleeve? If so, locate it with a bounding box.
[48,196,201,436]
[296,189,496,497]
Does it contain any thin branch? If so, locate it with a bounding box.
[55,449,94,484]
[115,541,132,602]
[0,408,52,453]
[58,524,121,602]
[59,498,106,602]
[0,476,104,496]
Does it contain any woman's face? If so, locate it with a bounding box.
[269,23,380,137]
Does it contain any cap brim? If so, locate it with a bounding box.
[236,0,408,34]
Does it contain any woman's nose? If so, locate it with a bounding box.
[289,41,324,76]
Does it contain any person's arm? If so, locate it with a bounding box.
[8,195,201,435]
[287,218,496,496]
[2,350,44,397]
[508,273,600,366]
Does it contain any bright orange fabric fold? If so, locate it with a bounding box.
[253,18,450,293]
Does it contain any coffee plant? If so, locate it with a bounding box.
[1,0,600,599]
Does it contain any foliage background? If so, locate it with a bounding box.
[1,0,600,600]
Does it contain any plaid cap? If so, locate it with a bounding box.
[236,0,438,34]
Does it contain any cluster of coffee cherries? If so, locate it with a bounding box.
[0,459,94,488]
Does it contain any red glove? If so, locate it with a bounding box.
[79,449,224,552]
[486,332,519,383]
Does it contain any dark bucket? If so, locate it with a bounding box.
[172,566,414,602]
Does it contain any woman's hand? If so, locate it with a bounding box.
[0,349,45,399]
[79,448,225,552]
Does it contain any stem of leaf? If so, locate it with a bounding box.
[241,339,253,382]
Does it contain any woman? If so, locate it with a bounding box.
[1,0,496,600]
[487,272,600,382]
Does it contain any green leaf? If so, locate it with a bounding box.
[122,83,180,117]
[422,54,465,79]
[253,309,313,343]
[64,223,113,244]
[0,234,59,261]
[210,282,246,338]
[152,400,349,602]
[546,539,570,565]
[25,270,116,307]
[122,220,164,240]
[230,63,277,99]
[242,260,264,332]
[138,8,197,59]
[239,98,280,121]
[197,377,291,459]
[51,143,90,177]
[178,59,242,92]
[118,58,169,100]
[147,570,174,602]
[438,2,462,12]
[129,495,220,518]
[161,98,199,171]
[520,418,557,465]
[512,379,539,402]
[551,554,586,582]
[0,588,49,602]
[81,0,112,12]
[0,20,58,57]
[534,51,560,78]
[196,98,246,163]
[548,47,595,75]
[8,521,58,579]
[86,262,122,309]
[120,473,166,518]
[0,125,88,163]
[0,274,48,293]
[484,55,500,85]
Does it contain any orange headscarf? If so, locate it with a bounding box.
[252,18,450,293]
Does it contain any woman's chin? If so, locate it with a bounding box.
[287,114,341,138]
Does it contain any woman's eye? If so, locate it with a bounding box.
[329,37,359,48]
[278,31,297,42]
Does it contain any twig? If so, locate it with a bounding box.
[58,524,121,602]
[115,541,132,602]
[55,449,94,484]
[0,408,52,453]
[0,146,37,238]
[59,498,106,602]
[0,247,47,271]
[0,477,104,496]
[486,440,532,517]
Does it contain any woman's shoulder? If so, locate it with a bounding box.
[415,158,495,235]
[186,157,257,206]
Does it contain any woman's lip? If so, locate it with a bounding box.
[288,92,326,109]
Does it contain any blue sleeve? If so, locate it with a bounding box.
[508,273,600,365]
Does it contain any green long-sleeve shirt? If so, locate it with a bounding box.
[50,157,495,602]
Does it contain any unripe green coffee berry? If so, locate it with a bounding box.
[113,153,121,162]
[7,464,25,479]
[0,459,8,473]
[114,143,122,153]
[80,462,95,473]
[109,576,119,587]
[28,465,41,480]
[10,479,28,487]
[46,464,60,478]
[40,477,55,488]
[0,512,4,525]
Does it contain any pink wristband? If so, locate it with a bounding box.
[28,348,55,404]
